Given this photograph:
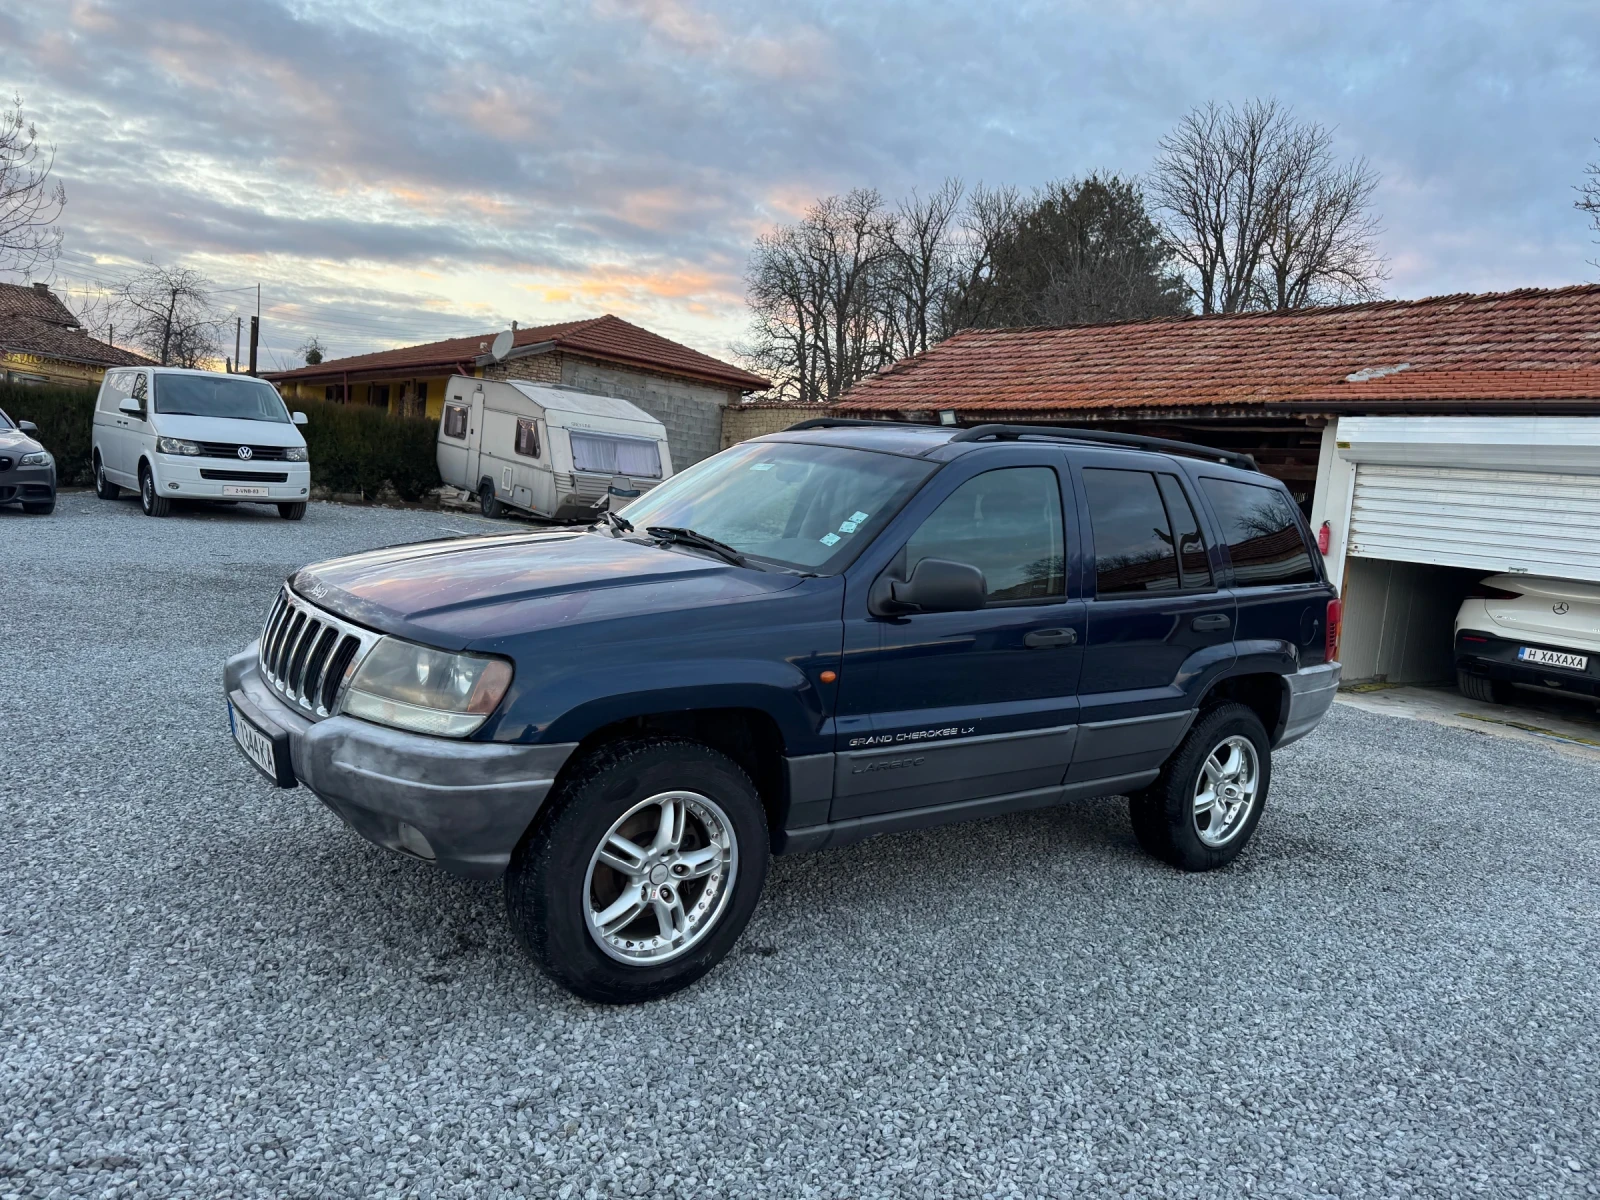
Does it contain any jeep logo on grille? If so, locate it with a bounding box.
[237,445,253,460]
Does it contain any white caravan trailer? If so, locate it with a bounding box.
[436,377,673,521]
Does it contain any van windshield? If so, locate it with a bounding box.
[617,440,935,572]
[154,375,291,422]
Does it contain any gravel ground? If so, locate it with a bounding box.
[3,492,1598,1199]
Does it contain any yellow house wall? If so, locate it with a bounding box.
[1,351,111,386]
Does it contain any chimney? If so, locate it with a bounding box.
[32,282,49,291]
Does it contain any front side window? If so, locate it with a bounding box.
[1084,468,1180,595]
[153,374,288,422]
[570,431,662,478]
[514,417,541,458]
[904,467,1065,603]
[618,440,935,573]
[131,373,148,404]
[1200,478,1319,586]
[442,403,468,439]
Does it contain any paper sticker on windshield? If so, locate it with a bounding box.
[838,520,858,533]
[849,511,870,523]
[819,532,841,547]
[750,462,775,471]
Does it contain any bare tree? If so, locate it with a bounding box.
[1576,143,1600,261]
[938,183,1023,335]
[884,179,964,360]
[1150,98,1386,313]
[109,262,224,367]
[0,94,66,277]
[299,334,326,365]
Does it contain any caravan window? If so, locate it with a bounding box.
[515,417,541,458]
[442,403,468,439]
[570,431,661,478]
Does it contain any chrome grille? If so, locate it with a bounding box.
[258,586,382,718]
[198,441,291,461]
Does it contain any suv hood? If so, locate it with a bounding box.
[292,529,805,649]
[152,413,305,446]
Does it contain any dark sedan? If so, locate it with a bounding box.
[0,405,57,514]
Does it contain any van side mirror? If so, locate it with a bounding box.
[17,420,37,434]
[292,411,308,426]
[874,557,987,615]
[118,397,142,416]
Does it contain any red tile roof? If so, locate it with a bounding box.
[265,313,769,392]
[0,283,153,369]
[835,285,1600,417]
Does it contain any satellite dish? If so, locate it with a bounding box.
[490,329,514,361]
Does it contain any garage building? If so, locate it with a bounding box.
[835,285,1600,686]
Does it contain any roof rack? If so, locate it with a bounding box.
[784,417,919,432]
[949,423,1258,471]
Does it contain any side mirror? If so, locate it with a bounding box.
[17,420,37,434]
[879,557,987,614]
[292,411,308,426]
[118,397,143,416]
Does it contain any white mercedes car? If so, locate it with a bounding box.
[1455,574,1600,705]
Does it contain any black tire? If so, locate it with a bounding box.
[1129,702,1272,872]
[505,737,769,1005]
[277,502,307,521]
[1457,669,1511,705]
[21,497,54,515]
[139,463,170,518]
[479,478,502,518]
[94,454,120,500]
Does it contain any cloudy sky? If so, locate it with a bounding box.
[3,0,1598,373]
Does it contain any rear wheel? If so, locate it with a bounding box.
[1457,669,1512,705]
[277,502,306,521]
[504,738,769,1004]
[1129,702,1271,872]
[479,478,502,518]
[94,454,119,500]
[139,463,170,518]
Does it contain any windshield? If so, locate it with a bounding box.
[0,407,13,431]
[618,440,936,572]
[154,374,290,422]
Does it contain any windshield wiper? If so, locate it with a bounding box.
[646,526,747,568]
[594,509,633,536]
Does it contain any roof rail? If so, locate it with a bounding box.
[949,423,1258,471]
[784,417,916,432]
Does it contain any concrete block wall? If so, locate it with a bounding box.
[721,403,831,448]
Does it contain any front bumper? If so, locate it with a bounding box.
[0,462,55,505]
[1456,629,1600,699]
[224,644,578,878]
[156,455,310,501]
[1275,660,1342,748]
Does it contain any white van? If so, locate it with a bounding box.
[92,367,312,519]
[436,377,673,520]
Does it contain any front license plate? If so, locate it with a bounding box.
[222,485,270,498]
[229,701,291,786]
[1518,646,1589,671]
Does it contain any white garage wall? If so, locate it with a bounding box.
[1339,558,1482,684]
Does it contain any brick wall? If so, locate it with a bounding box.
[720,403,831,448]
[483,353,562,386]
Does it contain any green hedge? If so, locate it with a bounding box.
[0,383,440,500]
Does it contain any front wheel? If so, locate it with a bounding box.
[1129,702,1271,872]
[277,502,307,521]
[139,464,171,517]
[505,738,769,1004]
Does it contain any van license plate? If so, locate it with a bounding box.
[1518,647,1588,671]
[222,485,270,498]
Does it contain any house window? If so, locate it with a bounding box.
[442,403,468,439]
[514,416,540,458]
[324,384,346,402]
[368,384,389,408]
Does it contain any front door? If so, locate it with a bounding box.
[1072,458,1235,783]
[834,461,1085,822]
[116,371,152,482]
[465,387,486,488]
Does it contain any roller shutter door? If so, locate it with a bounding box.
[1348,464,1600,583]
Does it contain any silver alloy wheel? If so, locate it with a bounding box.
[583,790,738,966]
[1193,735,1260,847]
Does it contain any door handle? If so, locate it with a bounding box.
[1024,628,1078,648]
[1192,613,1232,632]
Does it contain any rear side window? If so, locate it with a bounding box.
[905,467,1064,603]
[442,403,468,440]
[1200,478,1319,586]
[1084,468,1180,595]
[514,417,541,458]
[1158,473,1213,589]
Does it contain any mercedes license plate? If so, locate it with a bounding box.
[222,485,270,498]
[1518,646,1588,671]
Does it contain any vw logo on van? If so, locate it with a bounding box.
[237,445,253,461]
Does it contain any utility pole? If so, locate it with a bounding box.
[248,315,259,376]
[234,316,242,372]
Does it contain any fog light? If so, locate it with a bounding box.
[300,487,307,495]
[168,481,179,489]
[396,823,435,860]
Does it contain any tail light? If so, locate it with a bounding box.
[1468,583,1521,600]
[1326,598,1342,662]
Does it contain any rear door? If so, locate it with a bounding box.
[1071,452,1235,784]
[833,454,1085,821]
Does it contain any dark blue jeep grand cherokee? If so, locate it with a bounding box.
[225,420,1341,1003]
